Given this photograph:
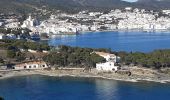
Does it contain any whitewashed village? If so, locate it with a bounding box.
[1,7,170,40]
[20,8,170,35]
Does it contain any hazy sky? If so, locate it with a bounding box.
[122,0,138,2]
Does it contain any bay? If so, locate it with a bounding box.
[48,31,170,52]
[0,75,170,100]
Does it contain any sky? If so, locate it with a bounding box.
[122,0,138,2]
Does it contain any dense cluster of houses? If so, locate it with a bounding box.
[0,14,21,28]
[1,7,170,38]
[19,7,170,36]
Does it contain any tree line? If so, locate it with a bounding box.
[1,39,170,70]
[43,45,108,68]
[117,49,170,69]
[0,39,50,61]
[0,39,50,51]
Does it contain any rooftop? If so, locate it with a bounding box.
[15,61,46,67]
[95,52,116,57]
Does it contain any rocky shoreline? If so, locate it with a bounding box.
[0,68,170,83]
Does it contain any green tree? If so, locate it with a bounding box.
[0,58,4,64]
[7,50,16,58]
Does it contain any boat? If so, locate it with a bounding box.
[30,33,40,41]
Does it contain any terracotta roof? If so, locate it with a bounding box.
[26,61,46,65]
[95,52,116,57]
[15,61,46,67]
[15,63,26,67]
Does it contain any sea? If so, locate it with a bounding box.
[49,31,170,52]
[1,31,170,100]
[0,75,170,100]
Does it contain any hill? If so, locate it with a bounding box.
[136,0,170,10]
[0,0,170,15]
[0,0,132,14]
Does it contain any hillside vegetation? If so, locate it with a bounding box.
[118,50,170,69]
[1,0,170,15]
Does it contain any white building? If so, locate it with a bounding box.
[5,22,20,28]
[95,52,119,62]
[0,22,4,26]
[14,61,49,70]
[95,52,120,72]
[162,10,170,15]
[96,62,119,71]
[0,33,6,39]
[125,7,132,11]
[0,65,7,70]
[28,49,37,53]
[21,16,39,28]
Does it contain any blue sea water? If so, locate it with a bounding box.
[0,75,170,100]
[48,31,170,52]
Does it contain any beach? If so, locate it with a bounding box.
[1,67,170,83]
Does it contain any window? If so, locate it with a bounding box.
[42,65,45,67]
[24,66,26,69]
[34,65,36,68]
[29,66,31,68]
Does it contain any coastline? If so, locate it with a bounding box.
[46,29,170,38]
[75,29,170,34]
[1,68,170,83]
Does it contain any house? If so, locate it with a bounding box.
[0,33,6,39]
[95,52,120,62]
[95,52,120,72]
[28,49,37,53]
[5,22,20,28]
[125,7,132,11]
[14,61,49,70]
[21,15,39,28]
[0,22,4,26]
[0,65,7,70]
[42,50,49,53]
[96,62,119,71]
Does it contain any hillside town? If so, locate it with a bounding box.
[21,7,170,35]
[22,8,170,33]
[0,7,170,39]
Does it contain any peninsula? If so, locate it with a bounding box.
[0,40,170,83]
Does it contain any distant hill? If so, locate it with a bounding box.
[0,0,36,14]
[0,0,170,15]
[136,0,170,10]
[0,0,133,14]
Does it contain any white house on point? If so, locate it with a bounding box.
[95,52,120,72]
